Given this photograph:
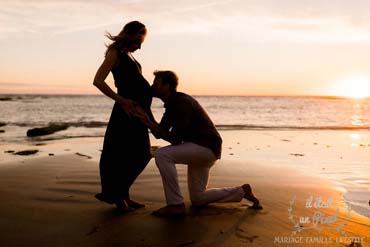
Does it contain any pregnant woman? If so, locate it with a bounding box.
[93,21,153,212]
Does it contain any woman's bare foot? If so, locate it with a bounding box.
[152,203,186,218]
[242,184,263,210]
[125,199,146,209]
[115,200,134,213]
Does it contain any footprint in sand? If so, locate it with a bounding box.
[235,228,259,243]
[86,226,100,236]
[189,206,240,216]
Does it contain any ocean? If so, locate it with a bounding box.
[0,94,369,218]
[1,95,370,142]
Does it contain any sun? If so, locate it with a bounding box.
[333,75,370,99]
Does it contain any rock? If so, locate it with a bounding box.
[14,150,39,155]
[27,123,69,137]
[0,97,12,101]
[0,130,4,133]
[4,150,15,153]
[0,122,6,127]
[49,153,55,156]
[289,153,305,157]
[75,152,92,159]
[34,143,46,146]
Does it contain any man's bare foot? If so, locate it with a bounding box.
[242,184,263,210]
[152,203,186,218]
[125,199,145,209]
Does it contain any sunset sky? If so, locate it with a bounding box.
[1,0,370,96]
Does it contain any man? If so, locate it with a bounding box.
[140,70,262,217]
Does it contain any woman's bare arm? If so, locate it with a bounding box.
[93,49,137,114]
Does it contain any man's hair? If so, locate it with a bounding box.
[153,70,178,92]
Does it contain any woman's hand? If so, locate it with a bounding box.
[132,105,152,125]
[117,97,138,115]
[132,106,162,138]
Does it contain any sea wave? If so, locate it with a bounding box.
[8,121,108,128]
[215,125,370,131]
[5,121,370,131]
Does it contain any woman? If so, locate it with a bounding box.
[93,21,153,211]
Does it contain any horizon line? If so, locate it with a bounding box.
[0,93,367,100]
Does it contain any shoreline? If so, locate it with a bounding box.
[1,129,370,220]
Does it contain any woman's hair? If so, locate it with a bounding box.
[153,70,179,92]
[105,21,147,55]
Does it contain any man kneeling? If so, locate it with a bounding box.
[140,70,262,217]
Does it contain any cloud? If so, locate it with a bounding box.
[1,0,370,43]
[0,0,141,36]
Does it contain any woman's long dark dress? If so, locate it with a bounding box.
[95,49,152,204]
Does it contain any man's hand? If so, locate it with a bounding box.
[148,123,161,138]
[132,106,162,138]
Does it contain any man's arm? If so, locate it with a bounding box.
[135,97,193,144]
[163,99,193,142]
[132,106,171,141]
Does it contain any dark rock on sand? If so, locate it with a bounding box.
[281,139,291,142]
[4,150,15,153]
[27,123,69,137]
[14,150,39,155]
[34,143,47,146]
[289,153,305,157]
[0,122,6,127]
[0,130,4,133]
[75,152,92,159]
[0,97,12,101]
[49,153,55,156]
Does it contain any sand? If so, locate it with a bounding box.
[0,130,369,246]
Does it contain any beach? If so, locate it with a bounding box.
[0,130,369,246]
[3,0,370,245]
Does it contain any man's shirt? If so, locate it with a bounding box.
[158,92,222,159]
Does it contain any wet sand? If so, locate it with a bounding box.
[0,130,369,246]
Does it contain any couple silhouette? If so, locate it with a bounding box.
[93,21,262,217]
